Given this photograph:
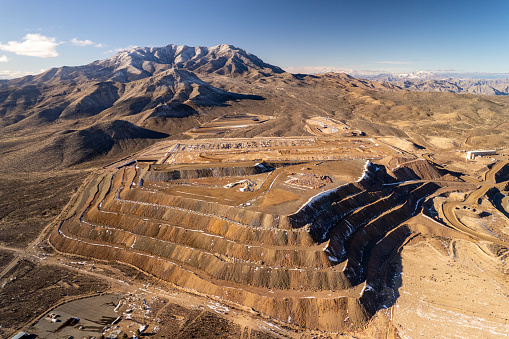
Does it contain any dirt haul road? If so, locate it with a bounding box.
[442,160,509,245]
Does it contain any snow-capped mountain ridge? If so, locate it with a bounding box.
[1,43,284,87]
[101,43,283,76]
[351,71,509,95]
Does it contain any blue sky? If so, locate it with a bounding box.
[0,0,508,78]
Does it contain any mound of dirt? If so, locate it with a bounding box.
[378,137,423,152]
[389,158,446,181]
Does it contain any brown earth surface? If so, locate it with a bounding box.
[0,171,88,248]
[0,258,109,338]
[2,58,509,338]
[41,132,508,337]
[3,135,509,338]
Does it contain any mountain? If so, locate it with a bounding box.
[3,43,509,173]
[355,71,509,95]
[0,67,263,129]
[395,78,509,95]
[359,71,446,81]
[1,44,285,87]
[0,44,278,170]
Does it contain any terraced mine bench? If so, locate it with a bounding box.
[50,137,460,332]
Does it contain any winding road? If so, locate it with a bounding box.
[441,160,509,245]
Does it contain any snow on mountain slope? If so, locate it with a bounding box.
[2,44,285,87]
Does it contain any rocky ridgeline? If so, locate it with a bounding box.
[50,159,443,332]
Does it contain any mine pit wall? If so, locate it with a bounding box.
[495,163,509,183]
[67,169,343,283]
[343,183,439,285]
[108,184,281,230]
[280,183,362,230]
[50,226,369,332]
[330,182,439,315]
[88,202,313,248]
[281,162,396,231]
[359,224,413,315]
[82,211,331,269]
[49,165,371,331]
[143,165,270,181]
[307,188,394,243]
[70,219,345,290]
[325,186,411,262]
[49,160,444,332]
[390,159,445,181]
[78,192,345,289]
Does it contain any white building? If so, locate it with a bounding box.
[466,150,497,160]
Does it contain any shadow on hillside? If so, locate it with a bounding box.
[487,187,509,219]
[231,93,265,101]
[211,91,265,107]
[358,227,407,317]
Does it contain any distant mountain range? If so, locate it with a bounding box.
[285,69,509,96]
[351,71,509,96]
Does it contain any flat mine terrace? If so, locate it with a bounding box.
[49,135,501,332]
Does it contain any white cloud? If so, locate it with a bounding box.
[283,66,354,74]
[70,38,104,48]
[375,61,415,65]
[283,66,413,76]
[0,70,36,79]
[104,45,138,54]
[0,55,8,62]
[0,33,60,58]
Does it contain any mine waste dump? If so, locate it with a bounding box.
[50,136,500,332]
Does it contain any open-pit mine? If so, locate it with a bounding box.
[48,125,509,336]
[3,43,509,338]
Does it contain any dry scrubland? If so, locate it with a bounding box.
[1,62,509,337]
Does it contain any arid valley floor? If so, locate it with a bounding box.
[1,45,509,338]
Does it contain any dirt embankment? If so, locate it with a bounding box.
[389,158,445,181]
[282,162,396,230]
[50,160,445,332]
[494,163,509,183]
[143,163,277,181]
